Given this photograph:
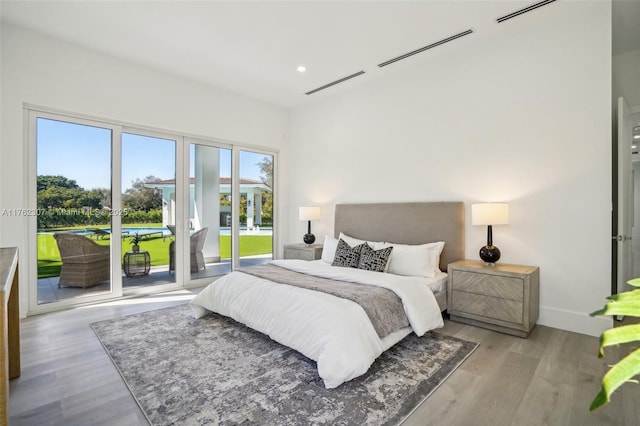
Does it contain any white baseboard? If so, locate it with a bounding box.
[538,305,612,337]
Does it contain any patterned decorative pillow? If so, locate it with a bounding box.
[358,244,393,273]
[332,239,365,268]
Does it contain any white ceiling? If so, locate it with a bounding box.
[1,1,639,109]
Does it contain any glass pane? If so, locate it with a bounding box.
[239,150,274,267]
[121,133,176,288]
[189,144,232,279]
[36,118,113,304]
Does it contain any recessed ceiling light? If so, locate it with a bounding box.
[633,145,637,149]
[297,65,307,73]
[634,135,640,139]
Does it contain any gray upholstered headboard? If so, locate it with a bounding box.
[334,202,465,271]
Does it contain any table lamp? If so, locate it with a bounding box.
[299,206,320,245]
[472,203,509,265]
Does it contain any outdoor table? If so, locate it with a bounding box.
[123,250,151,277]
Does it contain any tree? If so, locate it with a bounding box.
[37,175,80,191]
[257,156,273,188]
[36,174,108,227]
[87,188,111,209]
[38,186,84,209]
[220,194,231,206]
[122,176,162,212]
[256,156,273,225]
[36,175,102,209]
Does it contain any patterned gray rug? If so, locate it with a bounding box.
[91,304,477,426]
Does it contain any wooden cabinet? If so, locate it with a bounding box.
[283,244,323,261]
[447,260,539,338]
[1,247,20,424]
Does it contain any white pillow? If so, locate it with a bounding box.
[381,241,445,278]
[321,235,339,263]
[338,232,380,249]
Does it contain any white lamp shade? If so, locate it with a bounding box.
[299,206,320,221]
[471,203,509,225]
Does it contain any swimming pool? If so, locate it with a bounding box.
[219,228,273,236]
[57,227,273,236]
[66,227,172,236]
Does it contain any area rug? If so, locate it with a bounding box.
[91,304,478,426]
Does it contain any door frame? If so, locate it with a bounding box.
[25,106,279,315]
[119,127,186,297]
[613,96,634,296]
[27,109,126,314]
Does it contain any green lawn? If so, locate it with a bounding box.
[37,228,273,279]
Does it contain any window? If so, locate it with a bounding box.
[28,108,277,314]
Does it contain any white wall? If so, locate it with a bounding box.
[0,3,615,336]
[287,1,612,336]
[0,24,288,316]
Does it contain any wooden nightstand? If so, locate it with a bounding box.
[447,260,539,338]
[283,243,323,261]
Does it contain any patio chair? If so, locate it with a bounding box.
[169,227,208,273]
[163,224,176,241]
[87,227,110,240]
[54,233,110,288]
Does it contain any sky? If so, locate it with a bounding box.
[36,118,270,190]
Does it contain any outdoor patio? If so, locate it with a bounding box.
[37,255,271,305]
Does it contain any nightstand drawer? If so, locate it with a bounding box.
[283,244,323,261]
[451,291,523,325]
[451,270,523,301]
[448,260,539,338]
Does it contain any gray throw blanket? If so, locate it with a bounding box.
[236,264,409,338]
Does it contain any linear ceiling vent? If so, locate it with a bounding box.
[496,0,556,23]
[305,71,366,95]
[377,29,474,68]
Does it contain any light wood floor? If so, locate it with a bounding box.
[9,290,639,426]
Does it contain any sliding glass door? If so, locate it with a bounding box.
[34,116,119,307]
[29,108,277,313]
[238,150,274,267]
[121,131,177,289]
[186,142,233,280]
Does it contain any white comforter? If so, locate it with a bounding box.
[190,259,444,388]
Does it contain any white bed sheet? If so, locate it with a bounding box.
[428,269,448,293]
[190,259,444,388]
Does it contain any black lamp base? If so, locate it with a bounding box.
[303,233,316,245]
[479,245,501,265]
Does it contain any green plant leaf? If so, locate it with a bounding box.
[627,278,640,287]
[598,324,640,357]
[590,348,640,411]
[590,300,640,318]
[607,289,640,302]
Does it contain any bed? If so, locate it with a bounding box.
[190,201,464,388]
